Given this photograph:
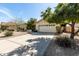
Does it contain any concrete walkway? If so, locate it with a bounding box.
[0,33,54,56]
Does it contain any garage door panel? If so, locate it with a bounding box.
[39,25,56,32]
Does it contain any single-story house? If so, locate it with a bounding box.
[36,20,57,33]
[0,22,27,31]
[36,19,79,33]
[0,22,17,31]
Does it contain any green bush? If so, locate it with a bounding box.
[1,25,8,31]
[0,30,2,33]
[4,30,13,36]
[56,25,61,34]
[7,29,14,31]
[55,36,75,48]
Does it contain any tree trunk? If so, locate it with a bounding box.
[70,22,75,39]
[61,23,66,32]
[63,24,66,32]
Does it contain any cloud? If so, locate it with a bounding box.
[0,7,14,19]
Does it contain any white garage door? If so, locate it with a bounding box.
[38,25,56,32]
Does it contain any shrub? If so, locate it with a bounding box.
[55,36,75,48]
[0,30,2,33]
[56,25,61,34]
[4,30,13,36]
[26,18,36,32]
[7,29,14,31]
[1,25,8,31]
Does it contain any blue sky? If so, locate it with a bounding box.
[0,3,58,22]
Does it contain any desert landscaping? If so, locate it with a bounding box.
[1,3,79,56]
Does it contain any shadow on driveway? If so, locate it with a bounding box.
[26,37,52,56]
[30,32,56,35]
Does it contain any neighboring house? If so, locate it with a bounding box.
[17,23,27,31]
[1,22,17,31]
[36,20,57,33]
[66,23,79,33]
[0,22,27,31]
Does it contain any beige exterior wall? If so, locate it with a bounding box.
[36,20,49,30]
[66,24,79,33]
[36,20,57,32]
[36,20,79,33]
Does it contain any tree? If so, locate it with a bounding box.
[26,18,36,31]
[41,3,79,39]
[53,3,67,32]
[15,18,25,24]
[41,7,64,34]
[41,7,53,23]
[54,3,79,39]
[14,17,26,31]
[0,22,8,31]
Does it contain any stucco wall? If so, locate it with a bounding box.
[36,20,49,30]
[36,20,57,32]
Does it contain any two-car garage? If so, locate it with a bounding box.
[38,25,56,33]
[36,20,57,33]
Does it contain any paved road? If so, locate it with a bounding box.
[0,33,54,55]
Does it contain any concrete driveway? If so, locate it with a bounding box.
[0,33,54,56]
